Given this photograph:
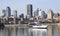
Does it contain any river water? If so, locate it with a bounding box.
[0,27,59,36]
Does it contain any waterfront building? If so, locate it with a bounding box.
[53,13,59,18]
[47,9,54,20]
[55,16,60,21]
[38,10,46,19]
[27,4,33,18]
[19,13,24,18]
[53,13,60,22]
[8,16,14,24]
[34,8,46,19]
[34,8,39,17]
[14,10,17,18]
[6,6,11,17]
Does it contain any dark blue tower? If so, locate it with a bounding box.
[27,4,33,18]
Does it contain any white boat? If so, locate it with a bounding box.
[32,25,48,29]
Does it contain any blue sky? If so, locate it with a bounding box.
[0,0,60,16]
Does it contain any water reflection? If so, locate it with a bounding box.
[29,29,47,36]
[0,27,47,36]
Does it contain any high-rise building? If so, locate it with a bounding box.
[34,8,39,17]
[47,9,54,20]
[53,13,59,18]
[19,13,24,18]
[39,10,46,19]
[2,9,6,17]
[27,4,33,18]
[6,6,11,17]
[14,10,17,18]
[34,8,46,19]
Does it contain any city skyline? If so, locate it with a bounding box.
[0,0,60,16]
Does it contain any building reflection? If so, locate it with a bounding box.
[0,27,47,36]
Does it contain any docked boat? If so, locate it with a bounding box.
[32,25,48,29]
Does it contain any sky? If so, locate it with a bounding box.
[0,0,60,16]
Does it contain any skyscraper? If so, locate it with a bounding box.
[39,10,46,19]
[14,10,17,18]
[6,6,11,17]
[34,9,46,19]
[2,9,6,17]
[27,4,33,18]
[47,9,54,20]
[34,8,39,17]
